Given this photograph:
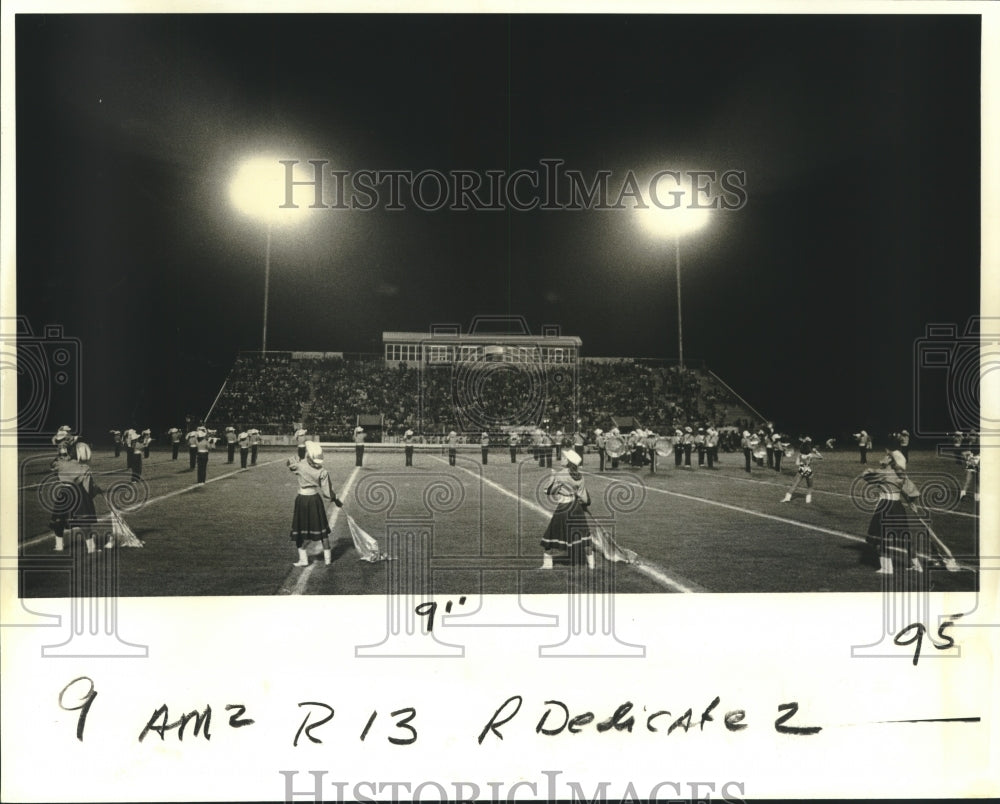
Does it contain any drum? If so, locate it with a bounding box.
[604,434,626,459]
[654,436,673,457]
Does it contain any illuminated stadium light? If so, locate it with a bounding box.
[636,177,712,369]
[230,155,312,353]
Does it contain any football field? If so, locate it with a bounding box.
[17,444,979,597]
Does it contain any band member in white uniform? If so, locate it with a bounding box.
[249,429,261,465]
[354,426,366,467]
[238,430,250,468]
[186,428,199,470]
[509,431,520,463]
[404,429,415,466]
[480,432,490,464]
[594,429,606,471]
[446,430,459,466]
[168,427,182,460]
[225,426,237,464]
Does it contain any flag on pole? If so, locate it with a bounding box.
[109,508,144,547]
[586,511,638,564]
[335,511,392,562]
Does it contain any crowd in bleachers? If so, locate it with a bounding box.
[207,354,758,440]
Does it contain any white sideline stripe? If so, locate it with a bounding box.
[603,475,976,571]
[21,459,286,548]
[687,467,980,520]
[435,458,697,593]
[282,466,362,596]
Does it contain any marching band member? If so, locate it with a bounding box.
[554,430,563,462]
[294,427,309,460]
[168,427,182,460]
[288,441,344,568]
[959,450,980,502]
[695,427,706,467]
[705,425,719,469]
[354,426,366,467]
[897,429,910,462]
[741,430,754,473]
[541,428,554,468]
[249,428,262,465]
[238,431,250,468]
[225,426,237,464]
[673,428,684,468]
[539,449,595,571]
[645,429,659,474]
[825,438,836,450]
[404,429,415,466]
[480,432,490,465]
[853,430,872,464]
[780,438,822,504]
[771,433,785,472]
[186,427,199,470]
[110,429,122,458]
[130,429,146,483]
[683,426,694,467]
[861,445,923,574]
[447,430,459,466]
[608,426,621,470]
[195,426,217,484]
[142,429,152,459]
[572,429,585,465]
[594,428,606,472]
[509,431,520,463]
[763,422,776,469]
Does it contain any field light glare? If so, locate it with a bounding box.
[230,156,319,224]
[637,188,711,238]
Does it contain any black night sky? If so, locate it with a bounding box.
[15,13,981,439]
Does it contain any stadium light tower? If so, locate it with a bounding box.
[230,156,310,354]
[637,181,711,369]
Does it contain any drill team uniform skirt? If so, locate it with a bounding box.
[289,493,330,541]
[540,499,592,561]
[867,498,920,557]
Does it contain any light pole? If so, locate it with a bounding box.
[638,187,710,369]
[230,156,308,355]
